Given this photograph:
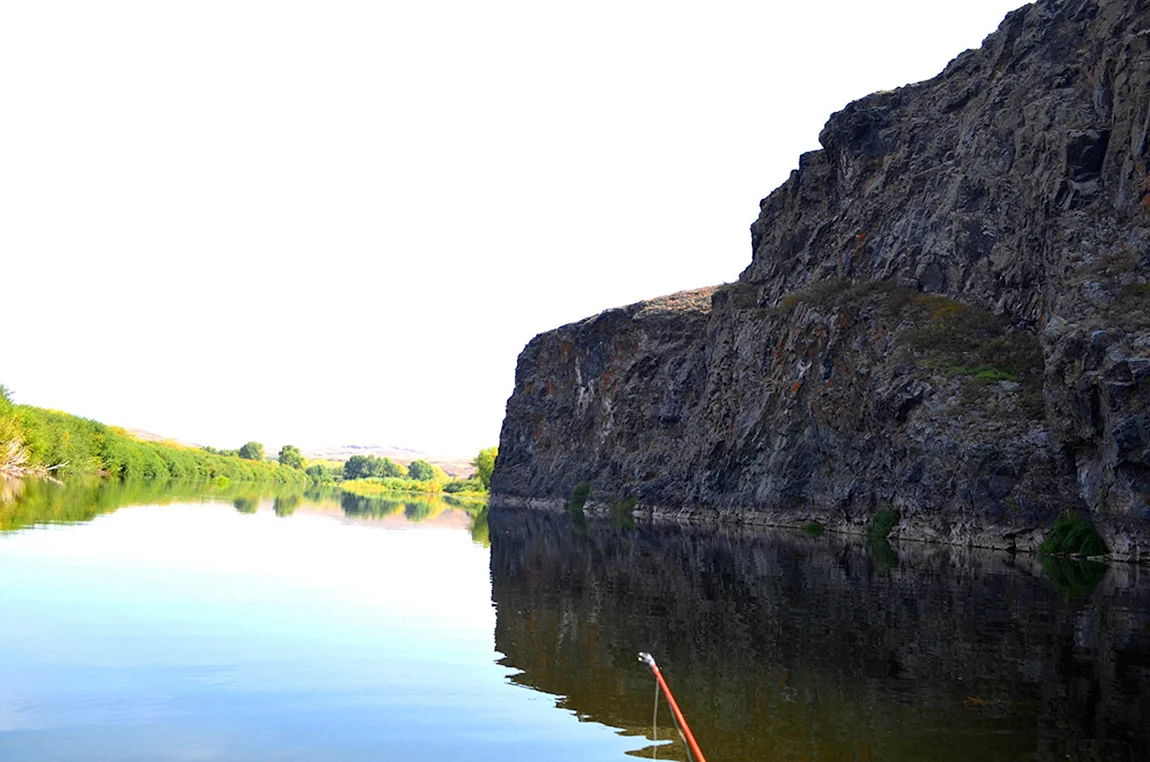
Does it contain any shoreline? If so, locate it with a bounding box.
[489,494,1142,564]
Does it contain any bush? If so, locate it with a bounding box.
[306,463,336,484]
[238,441,266,461]
[341,477,442,497]
[867,506,901,540]
[566,482,592,514]
[1039,511,1108,557]
[407,459,435,481]
[444,477,485,494]
[472,447,498,490]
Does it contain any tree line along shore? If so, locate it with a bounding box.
[0,384,495,497]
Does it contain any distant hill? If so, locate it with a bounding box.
[123,428,202,449]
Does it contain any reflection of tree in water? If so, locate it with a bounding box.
[304,485,341,504]
[403,502,432,522]
[232,496,259,514]
[1041,557,1109,601]
[1,478,344,531]
[339,491,403,518]
[273,493,302,517]
[469,506,489,547]
[489,508,1150,762]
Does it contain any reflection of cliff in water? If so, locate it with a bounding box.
[489,509,1150,761]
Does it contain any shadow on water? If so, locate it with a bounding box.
[488,508,1150,762]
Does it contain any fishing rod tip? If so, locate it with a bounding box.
[638,651,656,667]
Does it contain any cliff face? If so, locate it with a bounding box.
[492,0,1150,560]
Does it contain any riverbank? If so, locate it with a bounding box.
[490,493,1129,563]
[0,387,306,486]
[341,477,488,499]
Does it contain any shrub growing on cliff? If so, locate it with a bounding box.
[566,482,592,514]
[1039,511,1108,558]
[866,506,901,540]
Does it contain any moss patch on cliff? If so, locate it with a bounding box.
[904,295,1044,417]
[907,296,1041,377]
[768,277,915,317]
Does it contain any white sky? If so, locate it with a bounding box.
[1,1,1026,457]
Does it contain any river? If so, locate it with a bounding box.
[1,479,1147,760]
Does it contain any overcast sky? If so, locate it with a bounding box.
[1,0,1026,457]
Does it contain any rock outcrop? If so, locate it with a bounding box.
[492,0,1150,560]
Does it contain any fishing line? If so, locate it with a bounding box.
[652,678,659,761]
[639,652,707,762]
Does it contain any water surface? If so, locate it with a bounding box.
[0,484,634,761]
[488,509,1150,762]
[2,480,1149,761]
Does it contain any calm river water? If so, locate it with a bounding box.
[1,479,1149,761]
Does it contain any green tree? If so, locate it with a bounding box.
[379,457,403,478]
[238,441,265,461]
[344,454,372,480]
[278,444,306,469]
[407,459,435,481]
[306,463,335,484]
[473,446,498,491]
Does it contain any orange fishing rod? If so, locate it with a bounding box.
[638,652,708,762]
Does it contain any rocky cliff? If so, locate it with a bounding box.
[492,0,1150,560]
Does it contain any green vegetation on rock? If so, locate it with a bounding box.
[566,482,592,514]
[867,506,901,541]
[1039,511,1108,558]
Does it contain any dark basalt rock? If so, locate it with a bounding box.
[492,0,1150,561]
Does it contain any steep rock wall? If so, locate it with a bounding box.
[492,0,1150,560]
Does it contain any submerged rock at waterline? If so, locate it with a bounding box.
[492,0,1150,561]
